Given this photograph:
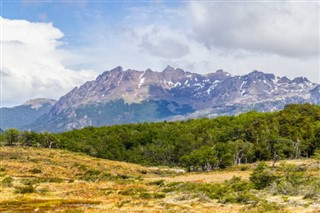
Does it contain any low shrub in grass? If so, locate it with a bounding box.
[14,185,35,194]
[79,169,112,182]
[29,168,42,174]
[250,162,277,190]
[148,179,165,186]
[241,200,287,213]
[118,188,147,196]
[2,176,13,187]
[163,176,256,204]
[139,192,152,199]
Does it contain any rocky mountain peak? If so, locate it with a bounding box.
[110,66,123,72]
[162,66,186,83]
[247,70,268,78]
[291,77,311,84]
[30,66,320,132]
[145,68,153,72]
[162,65,175,72]
[206,69,232,81]
[277,76,290,84]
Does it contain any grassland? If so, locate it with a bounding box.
[1,147,320,212]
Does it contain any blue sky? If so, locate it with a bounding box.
[2,1,184,50]
[1,1,319,106]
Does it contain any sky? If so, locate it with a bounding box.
[0,0,319,107]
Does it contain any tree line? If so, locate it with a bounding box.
[1,104,320,171]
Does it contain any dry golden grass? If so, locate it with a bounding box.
[0,147,243,212]
[146,170,251,184]
[1,147,319,212]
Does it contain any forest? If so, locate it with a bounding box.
[1,104,320,171]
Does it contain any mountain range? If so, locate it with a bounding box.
[1,66,320,132]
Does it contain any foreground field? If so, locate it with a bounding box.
[1,147,320,212]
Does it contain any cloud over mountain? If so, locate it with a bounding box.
[188,2,320,57]
[1,17,97,106]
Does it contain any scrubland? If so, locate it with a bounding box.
[1,147,320,212]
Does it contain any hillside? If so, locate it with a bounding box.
[1,104,320,170]
[0,98,56,130]
[0,147,237,212]
[1,147,320,212]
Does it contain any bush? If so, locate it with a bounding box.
[241,200,286,213]
[250,162,277,189]
[153,193,166,199]
[80,169,102,182]
[2,176,13,187]
[139,192,152,199]
[29,168,42,174]
[148,179,165,186]
[43,177,64,183]
[14,185,35,194]
[118,188,146,196]
[312,149,320,159]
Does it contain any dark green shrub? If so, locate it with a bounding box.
[2,176,13,187]
[240,165,249,171]
[153,193,166,199]
[148,179,165,186]
[29,168,42,174]
[14,185,35,194]
[43,177,64,183]
[250,162,277,189]
[118,188,146,196]
[139,192,152,199]
[80,169,102,182]
[235,191,259,204]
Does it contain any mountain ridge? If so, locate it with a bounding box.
[0,98,56,130]
[1,66,319,132]
[25,66,319,132]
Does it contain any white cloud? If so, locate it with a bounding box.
[188,1,320,58]
[73,2,319,84]
[1,17,97,107]
[139,32,190,59]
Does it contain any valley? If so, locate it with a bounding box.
[1,104,320,212]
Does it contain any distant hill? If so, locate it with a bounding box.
[0,98,56,130]
[27,66,320,132]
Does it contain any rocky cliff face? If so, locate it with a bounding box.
[26,66,320,132]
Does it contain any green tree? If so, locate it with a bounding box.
[4,129,20,146]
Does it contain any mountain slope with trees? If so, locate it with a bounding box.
[26,66,320,132]
[0,98,56,130]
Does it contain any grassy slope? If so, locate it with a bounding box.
[0,147,239,212]
[1,147,320,212]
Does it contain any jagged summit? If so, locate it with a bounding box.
[16,65,319,132]
[291,77,311,84]
[111,66,123,72]
[163,65,175,72]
